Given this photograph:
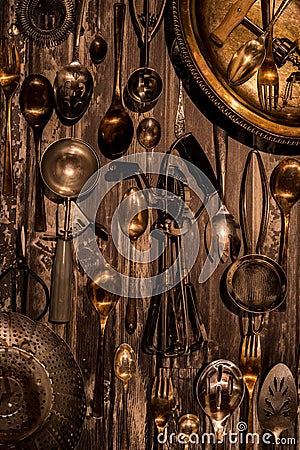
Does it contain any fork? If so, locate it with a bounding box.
[257,0,279,110]
[150,375,174,450]
[0,38,20,195]
[239,333,261,449]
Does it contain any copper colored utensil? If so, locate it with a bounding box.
[0,38,20,196]
[98,3,133,159]
[19,74,54,232]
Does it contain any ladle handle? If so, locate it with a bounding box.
[113,2,126,100]
[210,0,258,46]
[121,382,129,450]
[239,149,269,255]
[213,124,228,201]
[3,96,14,196]
[49,237,73,323]
[73,0,88,60]
[34,130,46,232]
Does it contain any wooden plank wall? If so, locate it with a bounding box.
[0,0,299,449]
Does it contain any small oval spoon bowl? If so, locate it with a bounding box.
[137,117,161,151]
[177,414,200,450]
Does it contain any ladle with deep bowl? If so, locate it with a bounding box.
[227,0,292,86]
[40,138,100,323]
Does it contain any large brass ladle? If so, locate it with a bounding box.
[270,158,300,272]
[114,343,136,450]
[119,186,148,334]
[19,74,54,232]
[87,267,120,418]
[227,0,292,85]
[98,3,133,159]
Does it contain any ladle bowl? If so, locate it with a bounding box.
[126,67,163,105]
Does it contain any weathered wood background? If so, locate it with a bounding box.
[0,0,299,449]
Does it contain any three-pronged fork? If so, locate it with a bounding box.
[239,333,261,449]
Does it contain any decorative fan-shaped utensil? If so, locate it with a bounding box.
[12,0,75,48]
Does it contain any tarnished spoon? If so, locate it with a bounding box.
[19,74,54,232]
[119,186,148,334]
[87,267,119,418]
[258,363,297,449]
[204,125,241,263]
[89,0,107,64]
[137,117,161,152]
[114,343,136,450]
[227,0,292,86]
[98,3,133,159]
[177,414,200,450]
[196,359,244,448]
[270,158,300,272]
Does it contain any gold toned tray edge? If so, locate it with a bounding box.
[171,0,300,150]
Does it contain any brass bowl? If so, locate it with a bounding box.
[169,0,300,153]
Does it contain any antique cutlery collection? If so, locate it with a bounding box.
[0,0,300,448]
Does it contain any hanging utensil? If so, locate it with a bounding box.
[225,149,287,316]
[119,185,148,334]
[0,311,86,449]
[177,414,200,450]
[270,158,300,273]
[125,0,165,113]
[204,125,241,264]
[150,374,174,450]
[0,225,50,320]
[89,0,108,64]
[98,2,134,159]
[40,137,100,323]
[0,37,20,196]
[258,363,297,449]
[114,343,137,450]
[54,0,93,126]
[196,359,244,448]
[227,0,293,86]
[87,268,120,418]
[13,0,75,48]
[137,117,161,152]
[19,74,55,232]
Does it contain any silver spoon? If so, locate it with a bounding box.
[137,117,161,152]
[114,343,136,450]
[89,0,107,64]
[258,363,297,449]
[196,359,244,448]
[205,125,241,263]
[227,0,292,86]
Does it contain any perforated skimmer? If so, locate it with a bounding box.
[0,312,86,449]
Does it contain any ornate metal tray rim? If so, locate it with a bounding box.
[171,0,300,149]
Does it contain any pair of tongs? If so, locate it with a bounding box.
[0,226,50,320]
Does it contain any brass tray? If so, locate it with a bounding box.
[169,0,300,153]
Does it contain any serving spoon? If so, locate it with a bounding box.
[227,0,292,86]
[114,343,136,450]
[87,268,119,418]
[19,74,54,232]
[98,3,133,159]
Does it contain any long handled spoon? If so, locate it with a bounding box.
[227,0,292,86]
[0,38,20,196]
[87,270,119,418]
[19,74,54,231]
[114,343,136,450]
[89,0,108,64]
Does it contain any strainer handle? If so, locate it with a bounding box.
[239,149,269,254]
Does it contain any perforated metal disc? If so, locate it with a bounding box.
[15,0,74,48]
[0,312,86,449]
